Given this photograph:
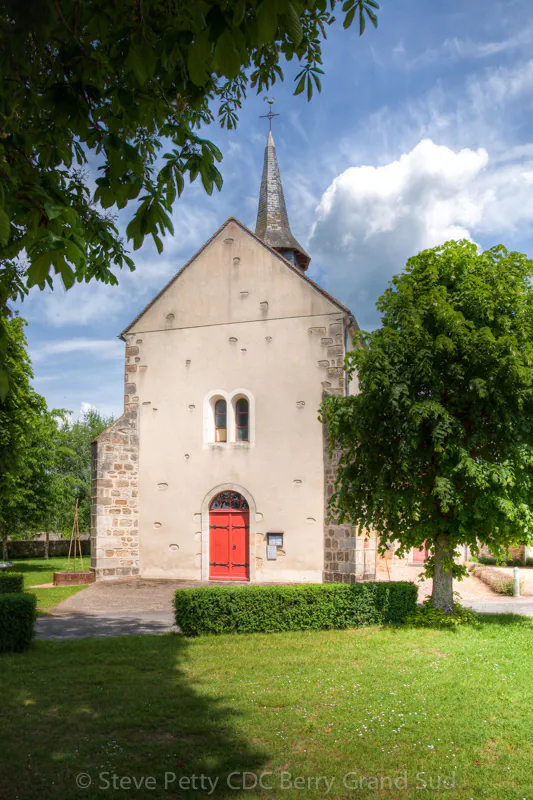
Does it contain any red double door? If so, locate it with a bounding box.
[209,491,249,581]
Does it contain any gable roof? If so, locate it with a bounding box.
[120,217,352,339]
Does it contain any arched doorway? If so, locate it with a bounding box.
[209,491,250,581]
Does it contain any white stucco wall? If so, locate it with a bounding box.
[125,221,349,582]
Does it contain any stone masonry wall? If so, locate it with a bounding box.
[317,318,376,583]
[91,333,141,580]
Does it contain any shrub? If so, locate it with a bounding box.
[469,563,522,595]
[405,596,479,630]
[478,555,529,567]
[0,593,37,652]
[174,582,418,637]
[0,572,23,593]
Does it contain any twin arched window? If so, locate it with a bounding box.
[214,397,249,443]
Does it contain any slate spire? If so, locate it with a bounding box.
[255,130,310,271]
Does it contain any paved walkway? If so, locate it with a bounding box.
[464,600,533,615]
[34,573,533,641]
[36,610,177,640]
[376,562,507,602]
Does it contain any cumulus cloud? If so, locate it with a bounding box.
[310,139,533,330]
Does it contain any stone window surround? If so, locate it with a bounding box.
[203,388,256,447]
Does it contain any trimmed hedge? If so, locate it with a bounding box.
[0,572,24,594]
[0,593,37,653]
[174,582,417,636]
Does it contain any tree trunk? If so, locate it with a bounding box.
[44,530,50,560]
[432,533,454,614]
[1,527,8,561]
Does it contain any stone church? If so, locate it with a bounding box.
[91,130,376,583]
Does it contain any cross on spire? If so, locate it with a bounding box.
[260,97,280,131]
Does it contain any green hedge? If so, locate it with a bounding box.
[0,572,24,594]
[0,593,37,653]
[174,582,417,637]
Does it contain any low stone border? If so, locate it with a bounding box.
[53,571,95,586]
[468,563,521,596]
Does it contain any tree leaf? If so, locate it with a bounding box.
[257,0,279,44]
[344,6,356,29]
[215,31,242,79]
[286,3,303,46]
[294,72,306,95]
[0,369,8,401]
[187,36,211,86]
[0,208,10,245]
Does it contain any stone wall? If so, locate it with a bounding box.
[478,542,527,564]
[320,317,376,583]
[322,427,376,583]
[6,536,90,559]
[90,407,139,579]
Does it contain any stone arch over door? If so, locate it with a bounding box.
[201,484,257,581]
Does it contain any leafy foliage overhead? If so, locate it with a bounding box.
[322,241,533,606]
[0,0,379,296]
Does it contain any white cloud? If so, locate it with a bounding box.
[394,25,533,70]
[310,139,533,330]
[30,338,123,362]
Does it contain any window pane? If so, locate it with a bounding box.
[211,491,231,509]
[235,398,249,441]
[215,399,227,433]
[215,428,227,442]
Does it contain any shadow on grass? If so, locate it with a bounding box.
[7,561,59,572]
[0,635,267,800]
[474,612,533,627]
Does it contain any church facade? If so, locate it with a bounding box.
[91,132,375,583]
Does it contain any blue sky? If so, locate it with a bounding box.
[20,0,533,417]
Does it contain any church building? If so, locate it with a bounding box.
[91,130,375,583]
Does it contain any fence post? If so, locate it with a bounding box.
[513,567,520,598]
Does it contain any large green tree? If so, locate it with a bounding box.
[0,316,58,559]
[322,241,533,613]
[49,407,114,536]
[0,315,112,557]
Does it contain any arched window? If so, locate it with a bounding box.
[215,399,227,442]
[210,491,249,510]
[235,398,249,442]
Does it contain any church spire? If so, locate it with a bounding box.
[255,129,311,271]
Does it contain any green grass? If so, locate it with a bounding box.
[1,617,532,799]
[9,557,88,613]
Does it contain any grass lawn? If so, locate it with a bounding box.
[1,617,532,799]
[9,557,88,613]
